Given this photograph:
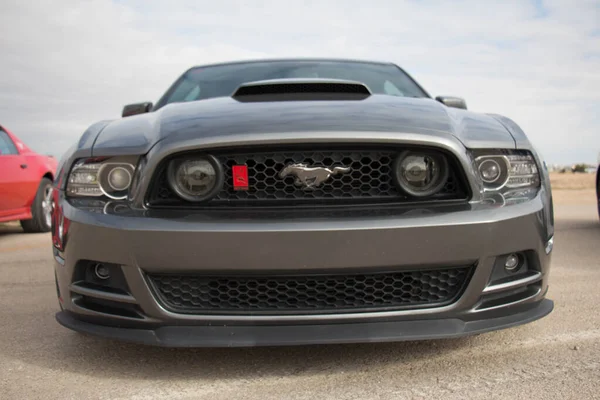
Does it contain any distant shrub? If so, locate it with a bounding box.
[571,164,588,173]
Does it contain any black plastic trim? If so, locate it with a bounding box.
[144,265,475,316]
[56,299,553,347]
[233,82,371,101]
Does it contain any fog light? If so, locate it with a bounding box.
[94,263,111,280]
[168,156,223,202]
[504,254,521,271]
[393,151,449,197]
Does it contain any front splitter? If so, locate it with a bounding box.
[56,299,553,347]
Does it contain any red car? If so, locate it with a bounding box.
[0,125,57,232]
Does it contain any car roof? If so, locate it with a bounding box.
[187,58,397,71]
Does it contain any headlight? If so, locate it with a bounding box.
[66,157,136,199]
[475,152,541,205]
[393,150,449,197]
[475,153,540,191]
[167,155,223,202]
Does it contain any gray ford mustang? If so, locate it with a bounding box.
[51,59,554,347]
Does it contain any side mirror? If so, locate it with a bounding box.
[435,96,467,110]
[122,102,153,118]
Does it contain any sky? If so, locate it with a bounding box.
[0,0,599,165]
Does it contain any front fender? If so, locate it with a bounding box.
[487,114,531,150]
[488,113,553,239]
[55,120,113,189]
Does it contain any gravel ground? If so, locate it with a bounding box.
[0,190,599,400]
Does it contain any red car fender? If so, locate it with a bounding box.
[0,126,57,222]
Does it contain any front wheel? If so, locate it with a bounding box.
[20,177,53,233]
[597,166,600,220]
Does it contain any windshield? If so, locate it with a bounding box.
[157,60,429,108]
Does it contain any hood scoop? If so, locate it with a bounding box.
[232,78,371,102]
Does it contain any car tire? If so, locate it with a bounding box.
[597,166,600,220]
[20,177,53,233]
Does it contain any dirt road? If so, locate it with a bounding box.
[1,190,599,400]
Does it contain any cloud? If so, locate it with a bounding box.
[0,0,598,164]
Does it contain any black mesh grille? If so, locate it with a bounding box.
[148,267,472,315]
[147,147,469,208]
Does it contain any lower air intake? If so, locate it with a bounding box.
[148,267,472,315]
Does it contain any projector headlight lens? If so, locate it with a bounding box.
[479,159,501,183]
[107,167,132,191]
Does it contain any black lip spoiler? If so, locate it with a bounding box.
[232,78,372,102]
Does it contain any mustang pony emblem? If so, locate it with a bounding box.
[279,163,351,189]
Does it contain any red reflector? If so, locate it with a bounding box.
[232,165,249,190]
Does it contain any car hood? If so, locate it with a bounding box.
[91,95,518,156]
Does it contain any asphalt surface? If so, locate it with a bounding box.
[1,193,599,400]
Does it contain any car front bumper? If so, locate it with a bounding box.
[56,299,553,347]
[53,191,554,347]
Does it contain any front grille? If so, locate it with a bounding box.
[146,146,469,208]
[147,267,472,315]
